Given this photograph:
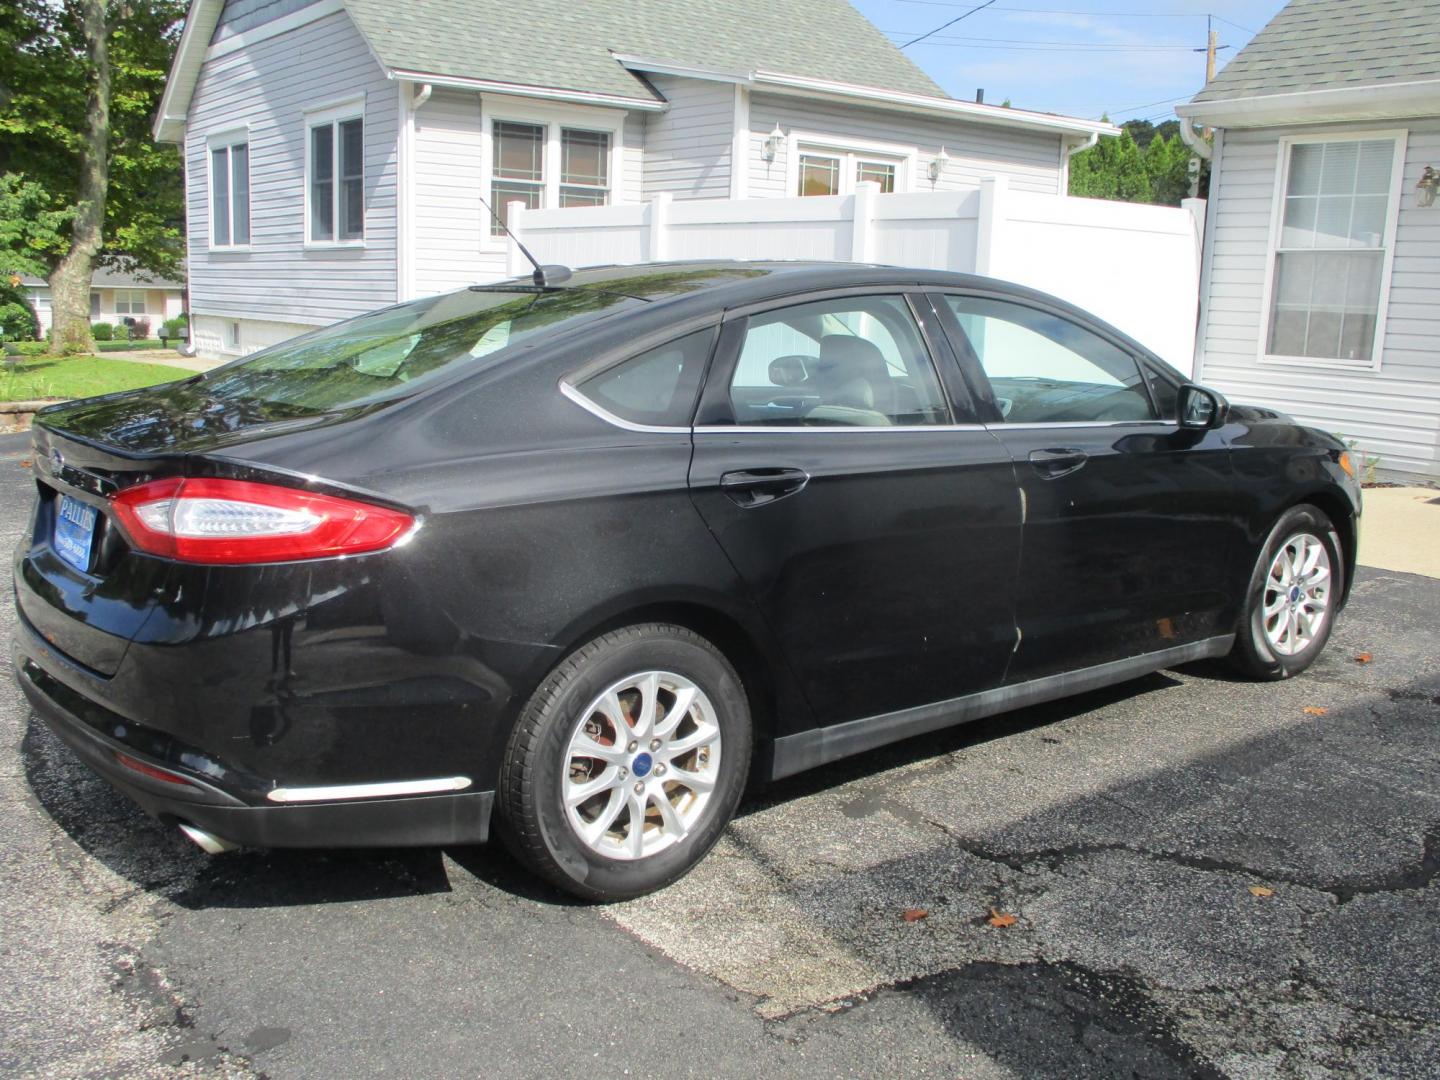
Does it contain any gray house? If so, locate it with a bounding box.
[1177,0,1440,481]
[155,0,1113,359]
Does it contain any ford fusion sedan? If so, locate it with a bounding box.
[12,262,1360,900]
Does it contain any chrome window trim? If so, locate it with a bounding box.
[991,420,1179,430]
[694,423,987,433]
[558,379,691,435]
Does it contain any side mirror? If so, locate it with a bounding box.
[1177,383,1226,429]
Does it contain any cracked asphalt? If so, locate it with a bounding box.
[2,427,1437,1078]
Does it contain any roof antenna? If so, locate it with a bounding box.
[476,192,572,288]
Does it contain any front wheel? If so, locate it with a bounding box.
[498,624,751,901]
[1230,504,1343,680]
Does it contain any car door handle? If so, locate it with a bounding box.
[719,468,810,508]
[1028,448,1088,479]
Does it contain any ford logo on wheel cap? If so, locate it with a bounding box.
[631,752,653,778]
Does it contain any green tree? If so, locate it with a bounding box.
[1144,132,1199,207]
[1068,122,1150,202]
[0,0,185,353]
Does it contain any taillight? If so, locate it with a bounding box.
[110,477,415,564]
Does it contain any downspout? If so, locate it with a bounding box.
[412,82,433,110]
[1060,132,1099,196]
[1178,116,1212,160]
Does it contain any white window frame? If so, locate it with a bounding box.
[206,127,251,251]
[785,131,916,197]
[304,96,367,249]
[1258,129,1407,373]
[113,289,148,316]
[479,94,626,252]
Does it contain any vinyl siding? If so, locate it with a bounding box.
[409,89,643,297]
[185,10,399,327]
[1196,120,1440,479]
[213,0,318,41]
[642,75,736,199]
[747,92,1065,198]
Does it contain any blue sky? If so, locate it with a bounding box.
[849,0,1288,123]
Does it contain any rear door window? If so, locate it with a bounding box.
[940,295,1156,424]
[726,295,950,427]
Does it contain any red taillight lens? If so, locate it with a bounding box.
[114,751,196,787]
[110,477,415,564]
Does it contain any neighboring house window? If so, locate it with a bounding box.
[1265,134,1403,369]
[209,133,250,248]
[89,292,100,319]
[490,122,613,235]
[307,101,365,244]
[482,99,623,240]
[113,289,147,315]
[791,136,909,197]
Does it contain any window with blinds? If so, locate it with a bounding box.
[1266,137,1399,367]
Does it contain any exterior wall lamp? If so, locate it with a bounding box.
[762,124,784,163]
[1418,166,1438,208]
[928,146,950,183]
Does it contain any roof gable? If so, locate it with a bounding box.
[1192,0,1440,103]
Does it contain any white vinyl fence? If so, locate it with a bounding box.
[506,178,1205,373]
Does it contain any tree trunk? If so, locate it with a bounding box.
[48,0,111,355]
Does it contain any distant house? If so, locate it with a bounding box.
[1178,0,1440,481]
[154,0,1113,359]
[20,269,186,340]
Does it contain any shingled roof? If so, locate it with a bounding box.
[1193,0,1440,103]
[342,0,943,103]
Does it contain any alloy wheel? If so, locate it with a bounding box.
[1262,532,1332,656]
[562,671,722,860]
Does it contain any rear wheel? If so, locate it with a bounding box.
[498,623,751,901]
[1230,504,1343,680]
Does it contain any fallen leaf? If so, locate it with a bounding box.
[987,908,1018,928]
[1303,706,1327,716]
[1249,886,1275,897]
[902,908,929,923]
[19,458,32,469]
[1354,653,1373,664]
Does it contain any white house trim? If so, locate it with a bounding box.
[1178,78,1440,128]
[153,0,224,142]
[611,53,1118,139]
[204,0,345,62]
[730,86,750,200]
[1254,128,1408,375]
[478,94,627,254]
[391,70,667,112]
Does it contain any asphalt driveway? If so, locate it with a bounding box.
[2,428,1437,1078]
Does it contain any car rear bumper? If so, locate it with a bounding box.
[12,632,494,850]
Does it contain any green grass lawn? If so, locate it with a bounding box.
[0,356,192,403]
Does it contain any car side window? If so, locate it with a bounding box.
[727,295,950,427]
[572,328,713,427]
[941,296,1156,424]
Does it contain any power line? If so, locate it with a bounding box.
[892,1,1248,18]
[899,0,1000,48]
[886,34,1206,51]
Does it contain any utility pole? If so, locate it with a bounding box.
[1202,15,1218,139]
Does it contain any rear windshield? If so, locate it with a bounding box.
[195,269,754,413]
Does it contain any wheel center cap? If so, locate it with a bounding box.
[1289,586,1302,602]
[631,752,654,778]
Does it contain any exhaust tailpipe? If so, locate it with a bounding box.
[179,823,240,855]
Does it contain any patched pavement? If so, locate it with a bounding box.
[2,428,1437,1078]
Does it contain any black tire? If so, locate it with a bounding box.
[498,623,751,901]
[1229,504,1344,681]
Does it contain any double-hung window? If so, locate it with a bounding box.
[113,289,147,316]
[1265,134,1403,369]
[794,137,907,197]
[209,133,250,248]
[489,113,615,237]
[307,102,365,245]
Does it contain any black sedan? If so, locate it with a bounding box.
[12,262,1360,900]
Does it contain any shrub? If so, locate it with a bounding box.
[91,322,114,340]
[161,315,189,339]
[0,301,38,341]
[13,341,50,356]
[130,318,152,340]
